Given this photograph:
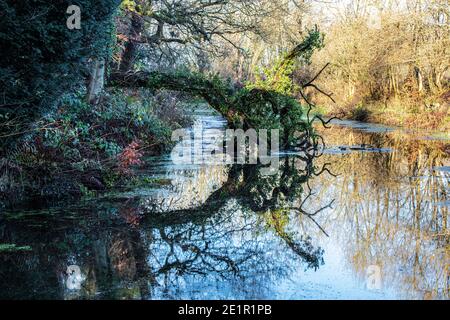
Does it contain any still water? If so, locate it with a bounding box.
[0,107,448,300]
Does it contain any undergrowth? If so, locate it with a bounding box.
[0,89,191,206]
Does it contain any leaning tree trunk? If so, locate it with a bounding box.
[110,30,326,149]
[109,69,312,149]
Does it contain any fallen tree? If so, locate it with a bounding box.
[110,29,328,149]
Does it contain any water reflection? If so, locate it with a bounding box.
[0,115,448,300]
[310,122,449,299]
[0,108,330,300]
[0,157,327,299]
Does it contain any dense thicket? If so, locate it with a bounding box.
[0,0,120,148]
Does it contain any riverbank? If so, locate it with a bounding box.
[0,89,192,208]
[319,93,450,132]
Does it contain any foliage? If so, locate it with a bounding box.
[117,141,143,175]
[0,0,325,202]
[0,89,189,203]
[0,0,120,150]
[249,29,324,96]
[0,244,32,253]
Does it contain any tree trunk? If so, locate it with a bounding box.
[87,58,105,105]
[434,66,445,92]
[415,66,424,93]
[348,80,355,98]
[119,12,143,73]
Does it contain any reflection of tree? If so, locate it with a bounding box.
[0,155,333,299]
[148,209,291,299]
[311,126,449,299]
[0,202,154,299]
[148,155,334,273]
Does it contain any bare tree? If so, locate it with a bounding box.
[116,0,275,72]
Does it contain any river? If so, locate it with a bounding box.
[0,105,448,300]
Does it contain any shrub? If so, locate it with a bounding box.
[0,0,120,150]
[0,88,191,204]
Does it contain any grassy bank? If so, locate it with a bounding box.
[0,89,191,207]
[320,93,450,132]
